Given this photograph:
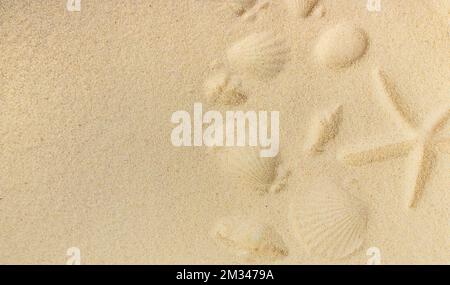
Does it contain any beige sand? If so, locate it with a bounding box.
[0,0,449,264]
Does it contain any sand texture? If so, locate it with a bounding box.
[0,0,449,264]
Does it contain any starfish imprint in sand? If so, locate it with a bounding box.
[339,68,450,208]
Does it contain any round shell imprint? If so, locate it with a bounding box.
[288,180,368,259]
[211,216,288,261]
[314,23,369,69]
[226,32,290,80]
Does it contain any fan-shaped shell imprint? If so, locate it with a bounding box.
[219,147,290,193]
[315,23,368,69]
[289,181,368,259]
[284,0,319,18]
[204,70,247,105]
[211,216,288,261]
[226,32,290,80]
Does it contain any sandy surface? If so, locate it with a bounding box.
[0,0,449,264]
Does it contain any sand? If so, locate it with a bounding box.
[0,0,449,264]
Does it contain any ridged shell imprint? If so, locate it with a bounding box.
[219,147,290,193]
[304,105,343,154]
[211,216,288,261]
[314,23,368,69]
[225,0,257,16]
[204,71,247,105]
[284,0,319,18]
[226,32,290,80]
[289,180,368,259]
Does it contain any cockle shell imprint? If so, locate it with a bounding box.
[219,147,290,193]
[204,70,247,106]
[226,32,290,80]
[288,180,368,259]
[314,23,369,69]
[304,104,343,154]
[284,0,319,18]
[211,216,288,261]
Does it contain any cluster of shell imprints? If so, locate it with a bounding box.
[204,31,290,106]
[207,1,448,262]
[205,1,370,107]
[205,0,372,263]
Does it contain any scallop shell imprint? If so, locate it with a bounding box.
[289,180,368,259]
[284,0,319,18]
[226,32,290,80]
[315,23,369,69]
[219,147,290,193]
[211,216,288,261]
[204,70,247,106]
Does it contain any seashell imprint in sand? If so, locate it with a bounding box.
[304,104,343,154]
[226,32,290,80]
[284,0,319,18]
[219,147,290,193]
[314,23,369,69]
[211,216,288,261]
[289,180,368,259]
[204,70,247,106]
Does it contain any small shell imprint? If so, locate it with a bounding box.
[304,104,343,154]
[289,180,368,259]
[226,0,257,16]
[284,0,319,18]
[219,147,290,193]
[315,23,368,68]
[211,216,288,261]
[226,32,290,80]
[204,71,247,105]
